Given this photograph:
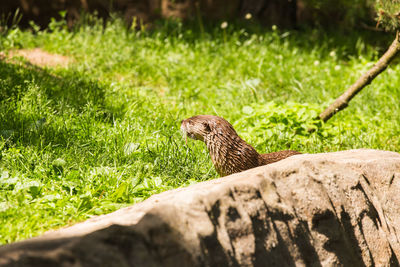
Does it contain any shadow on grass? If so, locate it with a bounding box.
[0,59,109,147]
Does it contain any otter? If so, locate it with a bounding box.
[181,115,301,176]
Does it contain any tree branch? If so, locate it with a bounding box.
[319,31,400,122]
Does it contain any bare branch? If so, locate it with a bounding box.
[319,32,400,122]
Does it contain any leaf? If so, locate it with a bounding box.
[153,176,163,187]
[112,183,128,201]
[242,106,254,115]
[245,78,261,88]
[14,180,41,192]
[40,193,63,202]
[123,142,140,156]
[0,177,18,187]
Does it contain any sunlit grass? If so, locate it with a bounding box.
[0,15,399,244]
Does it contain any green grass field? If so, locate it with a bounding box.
[0,15,399,244]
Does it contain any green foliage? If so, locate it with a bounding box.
[376,0,400,31]
[234,101,398,153]
[237,102,322,137]
[0,15,399,244]
[0,9,22,36]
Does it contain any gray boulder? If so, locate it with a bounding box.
[1,149,399,266]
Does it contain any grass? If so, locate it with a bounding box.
[0,15,399,244]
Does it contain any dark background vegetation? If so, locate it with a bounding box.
[1,0,376,30]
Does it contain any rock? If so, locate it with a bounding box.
[0,149,400,266]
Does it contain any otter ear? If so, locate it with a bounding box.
[202,121,212,132]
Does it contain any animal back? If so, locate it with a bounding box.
[260,150,301,165]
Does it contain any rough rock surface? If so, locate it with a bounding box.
[1,149,400,266]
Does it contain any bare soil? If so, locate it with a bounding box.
[4,48,72,68]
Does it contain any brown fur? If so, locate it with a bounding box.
[181,115,301,176]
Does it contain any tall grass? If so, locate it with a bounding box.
[0,15,399,243]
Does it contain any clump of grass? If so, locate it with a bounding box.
[0,15,399,244]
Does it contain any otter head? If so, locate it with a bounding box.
[181,115,261,176]
[181,115,299,177]
[180,115,237,144]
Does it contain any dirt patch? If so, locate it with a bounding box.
[5,48,72,68]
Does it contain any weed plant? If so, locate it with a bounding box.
[0,15,399,243]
